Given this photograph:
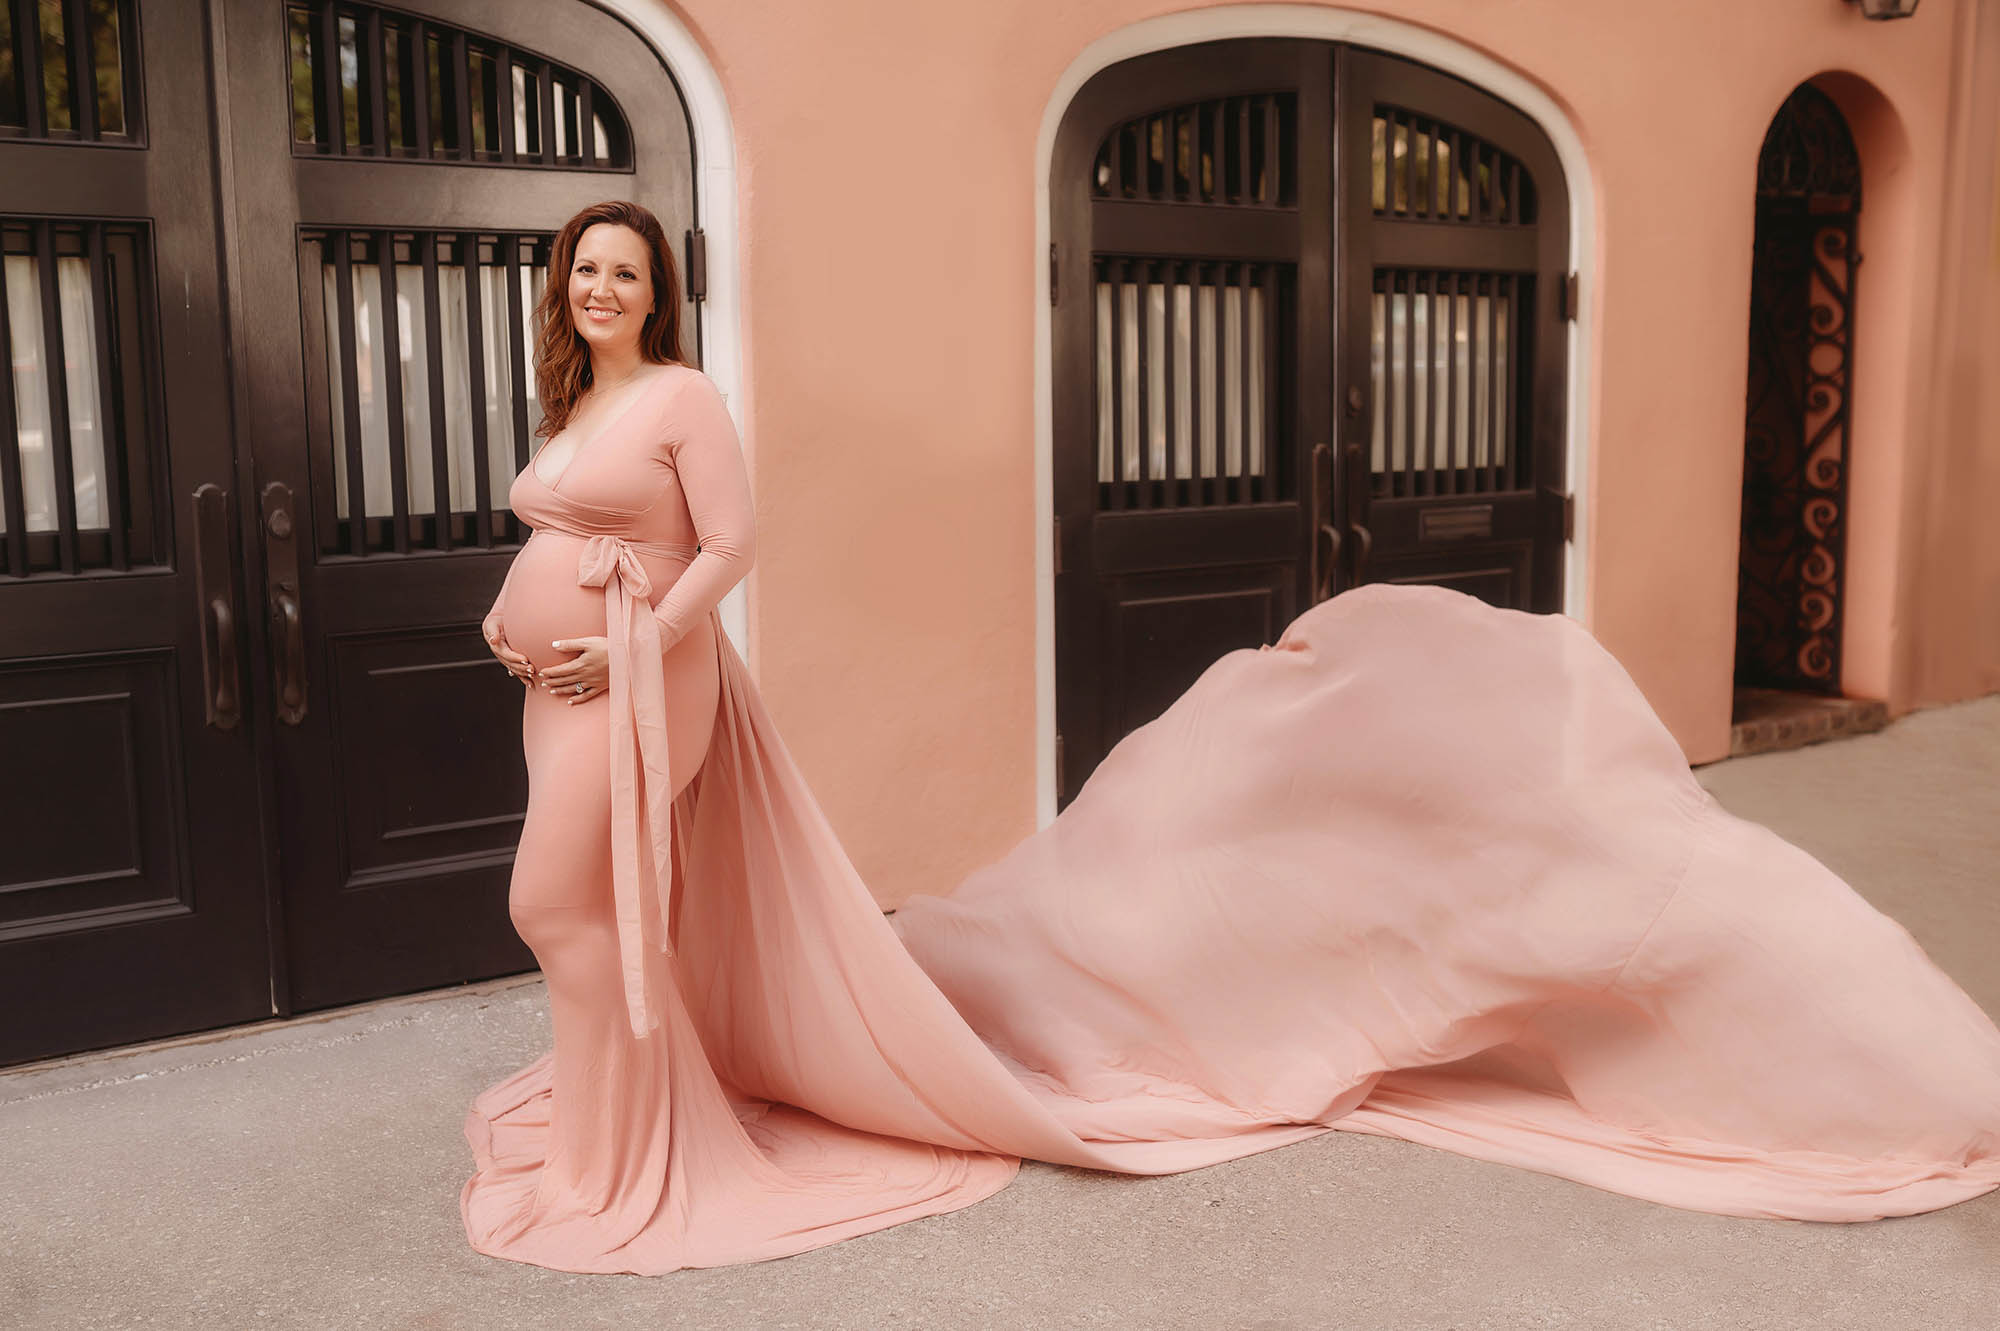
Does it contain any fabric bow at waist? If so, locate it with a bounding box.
[575,531,700,1039]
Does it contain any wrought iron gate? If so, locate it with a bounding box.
[1736,83,1860,694]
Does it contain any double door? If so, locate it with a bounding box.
[0,0,697,1066]
[1051,40,1572,804]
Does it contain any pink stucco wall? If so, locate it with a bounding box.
[660,0,2000,906]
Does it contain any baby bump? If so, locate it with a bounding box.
[497,533,611,671]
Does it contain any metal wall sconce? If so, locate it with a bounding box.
[1852,0,1920,18]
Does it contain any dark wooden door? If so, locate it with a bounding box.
[0,0,271,1064]
[218,0,698,1010]
[1333,49,1570,609]
[1051,39,1329,809]
[1052,41,1570,806]
[1,0,702,1068]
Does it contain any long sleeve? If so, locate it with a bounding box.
[651,372,756,651]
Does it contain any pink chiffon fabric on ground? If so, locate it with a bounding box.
[463,369,2000,1275]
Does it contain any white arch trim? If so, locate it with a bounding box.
[595,0,750,657]
[1033,5,1599,827]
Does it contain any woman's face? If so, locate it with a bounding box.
[567,222,654,359]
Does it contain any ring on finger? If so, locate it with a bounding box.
[573,683,586,695]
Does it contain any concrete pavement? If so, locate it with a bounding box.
[4,695,1997,1331]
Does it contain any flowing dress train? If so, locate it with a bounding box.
[462,366,2000,1275]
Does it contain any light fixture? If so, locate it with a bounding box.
[1851,0,1920,19]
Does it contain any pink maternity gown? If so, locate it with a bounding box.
[462,364,2000,1275]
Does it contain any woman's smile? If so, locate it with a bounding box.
[566,222,655,349]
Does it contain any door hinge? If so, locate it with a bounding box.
[1055,732,1065,802]
[1049,242,1058,306]
[1558,271,1578,321]
[685,228,707,301]
[1052,513,1062,575]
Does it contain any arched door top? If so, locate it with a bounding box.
[1049,39,1572,807]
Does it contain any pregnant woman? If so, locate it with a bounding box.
[464,200,2000,1275]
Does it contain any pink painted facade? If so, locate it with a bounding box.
[636,0,2000,906]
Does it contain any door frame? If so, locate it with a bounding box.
[1031,6,1598,828]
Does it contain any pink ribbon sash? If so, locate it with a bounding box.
[575,532,700,1039]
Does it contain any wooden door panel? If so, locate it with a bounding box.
[1336,48,1570,612]
[0,0,273,1067]
[1106,571,1292,740]
[1093,505,1301,573]
[1373,553,1532,609]
[220,0,698,1012]
[0,652,191,933]
[328,629,528,883]
[1054,40,1331,807]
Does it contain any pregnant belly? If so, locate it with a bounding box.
[497,530,690,671]
[497,533,609,671]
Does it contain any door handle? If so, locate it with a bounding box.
[261,482,308,725]
[1338,439,1374,586]
[1347,521,1373,583]
[191,484,241,730]
[1316,523,1343,602]
[272,585,305,718]
[1309,442,1336,603]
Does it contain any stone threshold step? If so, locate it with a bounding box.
[1729,686,1890,759]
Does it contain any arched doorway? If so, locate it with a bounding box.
[0,0,701,1065]
[1735,84,1861,700]
[1048,40,1572,807]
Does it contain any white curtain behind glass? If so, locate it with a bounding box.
[1370,282,1510,480]
[324,257,545,520]
[1093,274,1266,486]
[2,254,110,533]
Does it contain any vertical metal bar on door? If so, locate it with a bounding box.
[61,0,98,139]
[85,226,127,569]
[1402,270,1417,498]
[1262,261,1279,502]
[12,0,47,138]
[331,232,367,555]
[315,0,342,154]
[1236,261,1252,504]
[35,222,80,572]
[493,48,517,164]
[1105,257,1124,511]
[1164,259,1178,504]
[376,231,411,553]
[1208,259,1224,503]
[409,19,432,158]
[450,30,473,159]
[0,228,26,574]
[1446,271,1460,496]
[361,8,386,153]
[537,60,556,166]
[503,235,530,474]
[420,233,452,549]
[1189,261,1206,508]
[462,233,493,546]
[1135,257,1151,508]
[1486,273,1502,492]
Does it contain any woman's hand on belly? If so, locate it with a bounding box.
[483,613,537,685]
[539,636,611,705]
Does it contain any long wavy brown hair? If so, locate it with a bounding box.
[532,200,688,440]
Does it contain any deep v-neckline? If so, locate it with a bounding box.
[531,371,674,492]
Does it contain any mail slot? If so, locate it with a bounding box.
[1419,504,1495,542]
